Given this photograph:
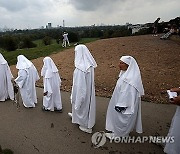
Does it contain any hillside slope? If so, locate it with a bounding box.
[10,34,180,103]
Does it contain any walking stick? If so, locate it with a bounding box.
[13,81,20,109]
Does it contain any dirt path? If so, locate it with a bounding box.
[0,88,176,154]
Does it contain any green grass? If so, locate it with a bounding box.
[1,38,99,66]
[33,39,57,47]
[2,43,63,65]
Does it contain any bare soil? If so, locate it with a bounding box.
[10,34,180,103]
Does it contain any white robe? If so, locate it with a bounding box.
[15,65,39,108]
[71,67,96,129]
[43,72,62,111]
[164,106,180,154]
[62,33,70,47]
[0,64,14,101]
[105,77,142,137]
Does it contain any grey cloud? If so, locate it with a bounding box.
[0,0,55,12]
[70,0,121,11]
[0,0,28,12]
[0,0,179,29]
[70,0,173,12]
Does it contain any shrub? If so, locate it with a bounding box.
[19,36,37,49]
[42,36,52,45]
[56,38,60,44]
[67,32,79,43]
[0,35,18,51]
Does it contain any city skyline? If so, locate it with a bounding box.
[0,0,179,29]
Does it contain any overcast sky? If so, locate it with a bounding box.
[0,0,179,29]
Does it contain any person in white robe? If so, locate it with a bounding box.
[68,44,97,134]
[0,53,14,101]
[164,87,180,154]
[105,56,144,138]
[41,57,62,112]
[62,32,70,47]
[15,55,40,108]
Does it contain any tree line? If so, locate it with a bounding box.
[0,17,179,51]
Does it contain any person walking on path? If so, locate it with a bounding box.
[41,57,63,112]
[105,56,144,138]
[0,53,14,102]
[15,55,40,108]
[68,44,97,134]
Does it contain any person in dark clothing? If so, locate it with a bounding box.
[152,17,160,36]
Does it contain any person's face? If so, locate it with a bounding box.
[119,60,129,71]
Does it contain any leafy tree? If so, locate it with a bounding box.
[0,35,18,51]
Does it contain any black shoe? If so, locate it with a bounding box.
[54,108,63,113]
[42,106,50,111]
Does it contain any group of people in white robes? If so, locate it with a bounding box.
[0,54,62,112]
[1,43,179,153]
[68,45,144,136]
[68,45,180,154]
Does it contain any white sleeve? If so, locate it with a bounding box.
[116,85,138,114]
[15,70,27,88]
[6,65,14,79]
[44,78,53,97]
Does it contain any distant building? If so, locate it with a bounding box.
[131,24,142,34]
[127,24,149,34]
[46,23,52,29]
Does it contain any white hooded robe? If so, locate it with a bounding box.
[15,55,39,108]
[0,53,14,101]
[41,57,62,111]
[106,56,144,137]
[71,44,97,129]
[164,106,180,154]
